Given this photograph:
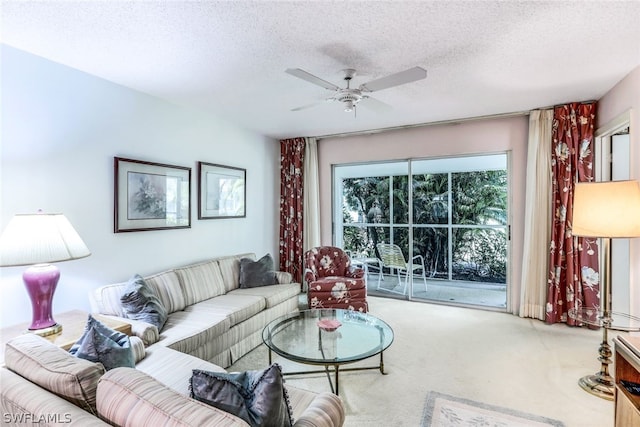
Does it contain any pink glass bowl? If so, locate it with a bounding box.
[317,318,342,332]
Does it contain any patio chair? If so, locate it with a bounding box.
[345,250,383,287]
[376,243,427,294]
[304,246,368,312]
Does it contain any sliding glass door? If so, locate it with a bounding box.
[334,154,508,309]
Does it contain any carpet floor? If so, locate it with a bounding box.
[229,296,615,426]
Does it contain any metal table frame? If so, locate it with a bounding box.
[264,310,392,395]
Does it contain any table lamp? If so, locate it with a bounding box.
[572,180,640,399]
[0,212,90,336]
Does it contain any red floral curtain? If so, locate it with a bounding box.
[546,102,600,325]
[279,137,306,284]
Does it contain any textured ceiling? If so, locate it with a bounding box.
[2,1,639,139]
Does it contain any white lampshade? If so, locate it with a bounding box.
[0,213,91,267]
[572,180,640,238]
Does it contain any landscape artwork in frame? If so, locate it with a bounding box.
[114,157,191,232]
[198,162,246,219]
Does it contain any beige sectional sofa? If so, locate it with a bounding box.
[1,334,345,426]
[0,252,346,426]
[90,253,300,368]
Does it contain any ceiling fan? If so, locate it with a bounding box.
[285,66,427,113]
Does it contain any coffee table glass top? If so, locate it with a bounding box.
[262,309,394,365]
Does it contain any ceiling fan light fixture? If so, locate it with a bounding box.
[344,100,355,112]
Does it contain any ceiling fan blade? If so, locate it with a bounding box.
[359,96,393,113]
[285,68,340,91]
[359,66,427,92]
[291,99,334,112]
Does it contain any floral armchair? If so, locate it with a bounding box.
[304,246,368,312]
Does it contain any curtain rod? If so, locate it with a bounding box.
[314,109,530,140]
[313,100,596,140]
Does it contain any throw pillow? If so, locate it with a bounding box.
[239,253,278,288]
[190,364,293,427]
[69,315,135,371]
[120,274,168,330]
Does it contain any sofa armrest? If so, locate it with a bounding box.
[97,367,249,426]
[293,392,345,427]
[130,336,146,363]
[94,314,159,346]
[1,368,111,426]
[304,268,317,285]
[276,271,293,284]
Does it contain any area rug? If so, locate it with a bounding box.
[421,391,565,427]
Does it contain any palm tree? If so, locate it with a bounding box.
[451,171,507,281]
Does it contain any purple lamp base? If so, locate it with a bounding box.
[23,264,63,336]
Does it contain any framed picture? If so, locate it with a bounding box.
[198,162,246,219]
[114,157,191,232]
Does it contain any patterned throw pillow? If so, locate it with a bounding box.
[121,274,168,330]
[190,364,293,427]
[69,315,134,371]
[239,253,278,288]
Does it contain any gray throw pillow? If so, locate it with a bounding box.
[190,364,292,427]
[239,253,278,288]
[121,274,167,331]
[69,315,134,371]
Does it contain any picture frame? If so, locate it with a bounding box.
[114,157,191,232]
[197,162,246,219]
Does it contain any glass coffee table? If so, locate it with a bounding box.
[262,309,394,395]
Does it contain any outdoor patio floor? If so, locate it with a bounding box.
[365,272,507,309]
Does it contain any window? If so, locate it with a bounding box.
[334,154,508,309]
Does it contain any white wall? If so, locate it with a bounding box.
[597,65,640,317]
[0,45,280,327]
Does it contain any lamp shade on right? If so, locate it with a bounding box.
[572,180,640,238]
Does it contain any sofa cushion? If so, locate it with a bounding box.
[144,270,187,313]
[192,294,266,326]
[175,260,226,306]
[121,274,168,331]
[97,368,248,426]
[136,345,226,395]
[307,287,367,301]
[90,272,185,319]
[190,364,292,427]
[90,282,128,318]
[239,253,278,288]
[69,314,135,371]
[308,276,366,292]
[5,334,105,415]
[160,309,230,355]
[217,253,255,292]
[228,283,300,309]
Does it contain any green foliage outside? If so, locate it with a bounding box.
[341,170,507,284]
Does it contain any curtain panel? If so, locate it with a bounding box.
[303,137,321,253]
[546,102,600,325]
[279,137,306,284]
[519,109,553,320]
